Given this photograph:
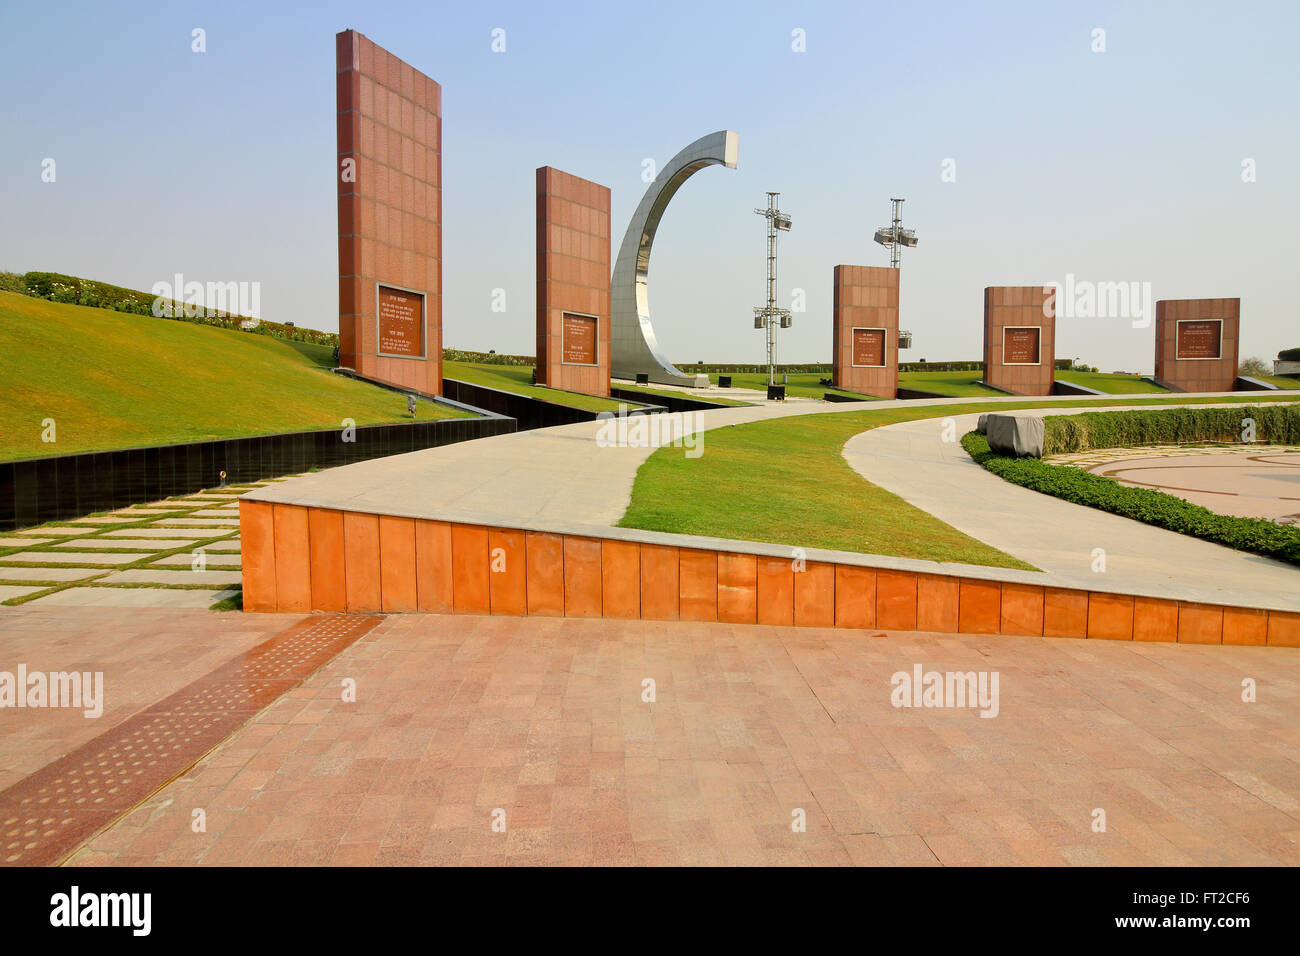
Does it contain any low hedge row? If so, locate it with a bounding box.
[676,363,833,374]
[443,349,533,366]
[901,361,984,372]
[905,360,1070,372]
[1042,405,1300,455]
[962,431,1300,566]
[22,271,164,315]
[0,271,27,295]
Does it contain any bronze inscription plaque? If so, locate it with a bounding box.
[852,328,886,366]
[562,312,597,365]
[1003,327,1040,365]
[377,286,424,357]
[1176,320,1222,360]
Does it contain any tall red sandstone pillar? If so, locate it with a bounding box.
[336,30,442,395]
[1153,298,1240,392]
[983,286,1056,396]
[535,166,611,397]
[831,265,899,399]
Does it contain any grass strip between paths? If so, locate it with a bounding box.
[619,394,1300,569]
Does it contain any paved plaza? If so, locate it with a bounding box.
[0,606,1293,866]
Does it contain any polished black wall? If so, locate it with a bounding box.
[607,387,728,414]
[0,416,515,531]
[441,378,670,430]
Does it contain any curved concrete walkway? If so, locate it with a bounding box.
[246,391,1276,527]
[843,406,1300,611]
[245,393,929,529]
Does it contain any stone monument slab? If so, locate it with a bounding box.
[336,30,442,394]
[983,287,1055,396]
[832,265,900,398]
[1154,299,1239,392]
[535,166,611,397]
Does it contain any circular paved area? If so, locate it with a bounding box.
[1085,450,1300,524]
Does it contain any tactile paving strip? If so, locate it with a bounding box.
[0,613,381,866]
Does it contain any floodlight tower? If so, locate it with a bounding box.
[753,191,792,385]
[872,197,918,349]
[873,197,918,268]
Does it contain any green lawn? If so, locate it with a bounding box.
[1257,374,1300,390]
[620,393,1300,568]
[897,370,1000,396]
[0,291,468,462]
[699,371,877,401]
[442,360,634,412]
[896,369,1168,396]
[1054,370,1167,393]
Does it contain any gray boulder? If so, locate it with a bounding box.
[984,413,1044,458]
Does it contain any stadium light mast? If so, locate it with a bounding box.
[753,191,792,386]
[872,197,918,349]
[873,197,918,268]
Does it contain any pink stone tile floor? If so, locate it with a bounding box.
[0,606,304,790]
[57,613,1300,867]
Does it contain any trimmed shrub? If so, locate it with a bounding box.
[1279,348,1300,361]
[1042,405,1300,455]
[22,271,158,315]
[900,361,984,372]
[443,348,533,366]
[676,362,834,374]
[962,431,1300,566]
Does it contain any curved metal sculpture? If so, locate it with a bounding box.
[611,130,739,386]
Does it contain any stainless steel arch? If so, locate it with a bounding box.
[611,130,739,386]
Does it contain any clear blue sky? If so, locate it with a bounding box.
[2,0,1296,371]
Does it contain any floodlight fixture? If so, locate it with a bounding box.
[873,197,919,267]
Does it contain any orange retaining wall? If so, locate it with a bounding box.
[239,500,1300,647]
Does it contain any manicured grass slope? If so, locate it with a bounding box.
[442,360,630,412]
[899,369,1165,396]
[1054,370,1167,393]
[704,371,879,401]
[623,403,1035,569]
[1259,375,1300,390]
[0,291,465,461]
[620,394,1300,568]
[897,370,1000,396]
